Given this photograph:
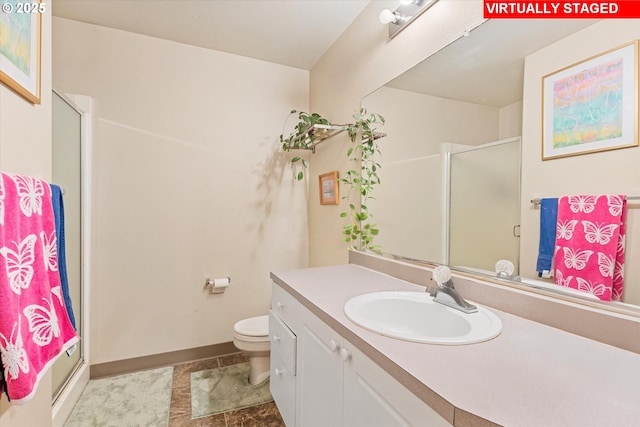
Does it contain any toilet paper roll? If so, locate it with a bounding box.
[211,277,230,288]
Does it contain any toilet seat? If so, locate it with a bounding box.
[233,315,269,342]
[232,314,270,385]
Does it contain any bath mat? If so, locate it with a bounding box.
[190,362,273,418]
[64,366,173,427]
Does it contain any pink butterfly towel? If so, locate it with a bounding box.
[553,194,627,301]
[0,172,79,403]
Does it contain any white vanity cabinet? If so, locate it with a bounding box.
[270,283,451,427]
[269,311,297,426]
[296,302,344,427]
[270,283,301,427]
[342,343,451,427]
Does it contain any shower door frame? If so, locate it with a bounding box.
[444,136,522,273]
[51,89,92,427]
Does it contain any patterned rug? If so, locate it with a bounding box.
[190,362,272,418]
[64,366,173,427]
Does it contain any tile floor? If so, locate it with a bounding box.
[67,352,286,427]
[168,353,285,427]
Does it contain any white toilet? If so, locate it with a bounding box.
[232,315,270,385]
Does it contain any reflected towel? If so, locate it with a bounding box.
[0,172,79,403]
[536,198,558,277]
[553,195,626,302]
[50,184,76,330]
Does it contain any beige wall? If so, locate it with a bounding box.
[308,0,486,266]
[0,7,55,427]
[520,19,640,305]
[52,18,309,364]
[499,101,523,139]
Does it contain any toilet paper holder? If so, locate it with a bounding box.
[205,277,231,294]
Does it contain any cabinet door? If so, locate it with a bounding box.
[343,344,452,427]
[269,311,297,427]
[296,312,343,427]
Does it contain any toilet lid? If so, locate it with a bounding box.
[233,315,268,337]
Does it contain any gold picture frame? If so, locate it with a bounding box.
[541,41,639,160]
[0,1,43,104]
[319,171,339,205]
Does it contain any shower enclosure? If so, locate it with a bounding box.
[447,137,521,274]
[51,90,91,426]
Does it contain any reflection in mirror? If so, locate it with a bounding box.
[362,18,640,312]
[448,138,521,273]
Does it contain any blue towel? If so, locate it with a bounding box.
[536,197,558,277]
[51,184,77,330]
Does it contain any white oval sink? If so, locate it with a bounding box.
[344,291,502,345]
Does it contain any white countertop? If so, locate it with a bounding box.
[271,264,640,427]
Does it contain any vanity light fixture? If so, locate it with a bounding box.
[379,9,407,25]
[379,0,439,39]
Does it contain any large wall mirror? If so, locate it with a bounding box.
[363,18,640,314]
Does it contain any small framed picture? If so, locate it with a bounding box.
[542,41,639,160]
[319,171,339,205]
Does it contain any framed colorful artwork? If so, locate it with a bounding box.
[542,41,638,160]
[319,171,339,205]
[0,0,43,104]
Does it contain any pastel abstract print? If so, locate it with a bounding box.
[0,172,79,403]
[552,57,623,148]
[553,195,626,301]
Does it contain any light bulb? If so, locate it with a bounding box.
[379,9,397,24]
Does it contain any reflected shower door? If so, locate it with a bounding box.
[449,138,521,274]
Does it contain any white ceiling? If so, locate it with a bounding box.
[52,0,371,70]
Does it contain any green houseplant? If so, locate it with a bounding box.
[280,110,331,181]
[280,108,385,252]
[340,108,385,253]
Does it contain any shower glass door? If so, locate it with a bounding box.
[448,137,521,274]
[51,90,83,400]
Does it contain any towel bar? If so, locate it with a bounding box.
[531,195,640,206]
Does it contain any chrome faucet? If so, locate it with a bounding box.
[430,266,477,314]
